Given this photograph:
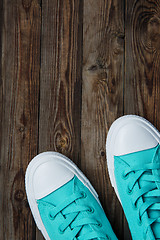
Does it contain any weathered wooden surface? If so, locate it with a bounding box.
[1,0,160,239]
[82,0,124,239]
[0,0,41,239]
[125,0,160,127]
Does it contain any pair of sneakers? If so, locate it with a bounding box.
[25,115,160,240]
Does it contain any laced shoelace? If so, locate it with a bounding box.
[122,146,160,239]
[44,191,110,240]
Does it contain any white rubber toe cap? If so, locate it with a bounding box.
[106,115,160,199]
[25,152,100,238]
[114,119,158,156]
[32,155,74,199]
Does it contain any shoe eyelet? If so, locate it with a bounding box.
[127,186,133,195]
[137,218,142,226]
[132,202,137,210]
[80,191,87,199]
[49,213,55,220]
[121,172,129,180]
[87,207,94,214]
[58,227,64,234]
[96,221,102,228]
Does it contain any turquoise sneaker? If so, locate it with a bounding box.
[25,152,118,240]
[106,115,160,240]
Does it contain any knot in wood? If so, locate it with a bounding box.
[14,190,24,202]
[19,126,25,132]
[100,151,105,157]
[55,133,68,151]
[148,17,160,43]
[22,0,32,11]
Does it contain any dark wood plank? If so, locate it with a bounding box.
[39,0,83,158]
[2,0,160,239]
[124,0,160,239]
[0,0,3,238]
[37,0,83,238]
[0,0,41,239]
[82,0,124,239]
[125,0,160,128]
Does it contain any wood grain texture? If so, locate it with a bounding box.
[37,1,83,238]
[125,0,160,128]
[82,0,124,239]
[2,0,160,239]
[39,0,83,160]
[0,0,41,239]
[124,1,160,239]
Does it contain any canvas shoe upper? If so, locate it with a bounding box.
[25,152,118,240]
[106,115,160,240]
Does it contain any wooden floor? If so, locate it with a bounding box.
[1,0,160,239]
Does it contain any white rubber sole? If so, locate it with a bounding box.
[106,115,160,202]
[25,152,101,240]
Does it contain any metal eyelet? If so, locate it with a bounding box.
[87,207,94,214]
[121,172,129,180]
[127,186,133,195]
[58,227,64,234]
[96,221,102,228]
[48,213,55,220]
[80,191,87,199]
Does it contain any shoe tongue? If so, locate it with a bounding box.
[122,145,160,239]
[40,176,99,239]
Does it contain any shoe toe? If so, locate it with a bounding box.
[33,156,74,199]
[114,121,158,156]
